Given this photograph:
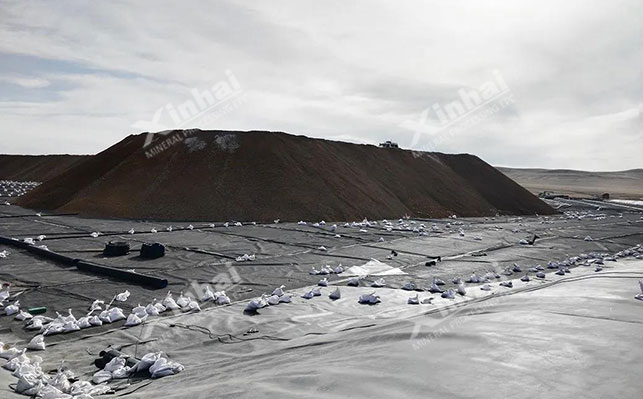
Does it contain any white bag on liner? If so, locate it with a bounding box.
[92,369,112,384]
[0,343,20,359]
[115,290,130,302]
[162,292,180,310]
[112,365,131,379]
[5,300,20,315]
[145,303,160,316]
[176,293,190,308]
[27,334,45,351]
[109,307,126,322]
[15,310,33,321]
[124,313,144,327]
[134,352,162,373]
[76,316,92,329]
[62,321,80,333]
[15,373,42,395]
[215,291,231,305]
[104,356,126,372]
[186,300,201,312]
[132,304,147,318]
[49,370,71,393]
[149,357,185,378]
[201,285,216,301]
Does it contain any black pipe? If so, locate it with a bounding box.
[0,235,168,288]
[96,348,139,369]
[76,260,168,289]
[0,213,79,219]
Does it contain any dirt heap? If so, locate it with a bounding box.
[0,154,88,181]
[17,130,555,221]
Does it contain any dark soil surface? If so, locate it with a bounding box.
[17,130,555,221]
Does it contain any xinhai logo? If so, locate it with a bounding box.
[401,70,514,148]
[133,70,243,148]
[432,70,509,125]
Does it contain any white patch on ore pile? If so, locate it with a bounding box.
[214,133,240,152]
[184,137,207,152]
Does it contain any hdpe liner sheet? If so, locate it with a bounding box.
[2,260,640,399]
[1,203,643,397]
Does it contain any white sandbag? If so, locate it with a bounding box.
[0,287,10,302]
[0,343,20,359]
[112,365,130,379]
[26,317,46,330]
[329,288,341,300]
[215,291,231,305]
[43,322,65,336]
[149,357,185,378]
[176,293,190,308]
[108,307,126,322]
[132,304,147,318]
[88,315,103,326]
[3,350,28,371]
[15,310,33,321]
[358,292,381,304]
[104,356,126,372]
[371,278,386,287]
[636,279,643,301]
[76,317,92,329]
[186,300,201,312]
[272,285,285,296]
[347,277,360,286]
[245,296,268,311]
[70,380,112,396]
[12,357,41,379]
[278,294,292,303]
[5,300,20,315]
[267,294,280,305]
[98,310,112,324]
[162,292,181,310]
[27,335,45,351]
[134,352,162,373]
[89,299,104,313]
[92,369,112,384]
[201,285,216,301]
[49,370,71,394]
[38,385,71,399]
[236,253,255,262]
[63,321,80,333]
[154,302,166,313]
[115,290,130,302]
[311,287,322,296]
[408,294,420,305]
[124,313,143,327]
[145,303,160,316]
[15,373,42,395]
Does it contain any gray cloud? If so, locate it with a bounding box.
[0,0,640,171]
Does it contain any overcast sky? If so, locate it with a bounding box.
[0,0,640,170]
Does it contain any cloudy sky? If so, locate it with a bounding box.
[0,0,640,170]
